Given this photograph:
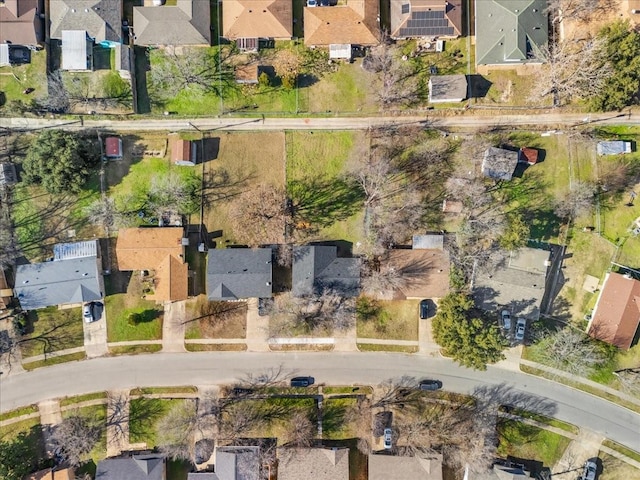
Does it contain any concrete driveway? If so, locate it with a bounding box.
[83,302,108,358]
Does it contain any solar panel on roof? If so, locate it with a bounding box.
[401,3,410,14]
[413,10,445,20]
[406,19,449,28]
[398,26,455,37]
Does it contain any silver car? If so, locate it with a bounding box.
[582,460,597,480]
[500,310,511,331]
[383,428,392,449]
[515,318,526,341]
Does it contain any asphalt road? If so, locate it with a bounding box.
[1,352,639,451]
[0,111,637,132]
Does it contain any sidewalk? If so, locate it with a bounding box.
[162,300,186,353]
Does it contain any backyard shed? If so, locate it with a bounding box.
[329,43,352,60]
[518,147,538,165]
[428,74,467,103]
[597,141,633,156]
[170,135,196,166]
[105,137,123,158]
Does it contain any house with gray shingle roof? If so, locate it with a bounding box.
[481,147,519,181]
[207,248,273,301]
[49,0,122,43]
[475,0,547,66]
[292,246,361,297]
[368,451,443,480]
[215,446,260,480]
[277,447,349,480]
[133,0,211,46]
[95,454,165,480]
[14,241,103,310]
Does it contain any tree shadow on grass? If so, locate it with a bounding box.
[128,397,169,442]
[321,400,349,438]
[289,178,364,229]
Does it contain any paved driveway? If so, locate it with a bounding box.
[83,302,108,358]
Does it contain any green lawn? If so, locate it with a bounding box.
[0,405,39,423]
[0,50,47,111]
[19,307,85,358]
[61,404,107,465]
[357,343,418,353]
[108,344,162,355]
[129,398,191,447]
[104,290,163,342]
[322,397,357,440]
[597,452,640,480]
[59,392,107,408]
[496,419,570,467]
[356,299,419,341]
[23,352,87,371]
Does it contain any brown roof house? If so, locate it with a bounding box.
[170,134,196,166]
[372,234,449,300]
[24,467,75,480]
[223,0,292,40]
[368,451,443,480]
[390,0,462,40]
[588,272,640,350]
[0,0,43,45]
[277,447,349,480]
[133,0,211,46]
[304,0,379,47]
[105,136,123,159]
[116,227,189,302]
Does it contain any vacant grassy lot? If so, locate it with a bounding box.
[104,274,163,342]
[496,419,570,468]
[184,295,247,339]
[356,299,420,341]
[202,131,286,245]
[0,50,47,110]
[129,398,191,447]
[475,68,550,107]
[20,307,85,358]
[306,61,377,114]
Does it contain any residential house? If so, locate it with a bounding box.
[61,30,93,71]
[0,162,17,187]
[491,463,532,479]
[24,467,75,480]
[95,454,165,480]
[115,227,189,302]
[481,147,519,181]
[170,134,196,166]
[14,240,103,310]
[428,74,467,103]
[473,247,550,321]
[207,248,273,301]
[374,235,449,300]
[49,0,122,43]
[292,246,361,297]
[587,272,640,350]
[596,141,633,156]
[222,0,292,41]
[133,0,211,46]
[368,451,443,480]
[390,0,462,40]
[475,0,547,66]
[214,446,261,480]
[304,0,379,47]
[187,474,217,480]
[0,269,11,311]
[105,137,123,159]
[277,447,349,480]
[0,0,43,45]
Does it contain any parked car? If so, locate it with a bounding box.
[582,460,597,480]
[307,0,317,6]
[83,302,96,323]
[290,376,314,387]
[383,428,392,449]
[515,318,526,341]
[258,298,273,316]
[419,379,442,391]
[419,299,429,319]
[500,310,511,331]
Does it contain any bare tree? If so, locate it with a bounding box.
[361,259,408,298]
[157,400,208,462]
[148,171,200,216]
[39,71,70,113]
[540,328,609,377]
[554,180,595,220]
[85,196,134,230]
[283,409,316,448]
[50,415,101,467]
[228,183,288,246]
[363,42,420,106]
[529,37,611,106]
[546,0,615,24]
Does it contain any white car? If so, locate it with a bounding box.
[515,318,526,341]
[83,302,95,323]
[500,310,511,331]
[383,428,392,449]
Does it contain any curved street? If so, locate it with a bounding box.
[1,352,639,451]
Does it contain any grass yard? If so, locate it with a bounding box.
[597,453,640,480]
[357,343,418,353]
[0,50,47,111]
[129,398,191,448]
[104,274,163,342]
[496,419,570,468]
[475,68,550,107]
[356,299,419,341]
[59,392,107,408]
[0,405,39,423]
[184,295,247,339]
[202,131,286,245]
[286,130,366,244]
[19,307,85,358]
[322,397,357,440]
[108,344,162,355]
[23,352,87,371]
[306,61,377,114]
[61,404,107,465]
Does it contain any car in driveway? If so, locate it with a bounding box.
[383,428,392,449]
[307,0,317,6]
[581,460,597,480]
[419,379,442,391]
[290,376,314,387]
[515,318,526,342]
[419,299,429,319]
[500,310,511,331]
[83,302,96,323]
